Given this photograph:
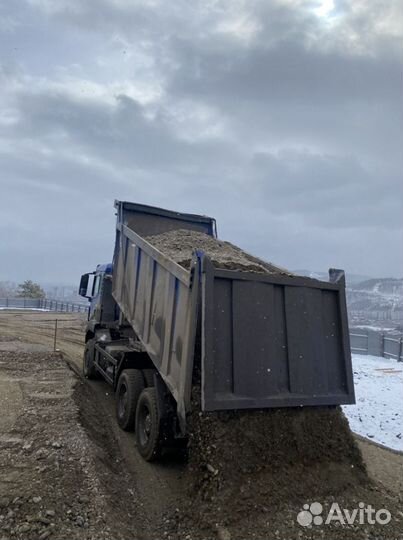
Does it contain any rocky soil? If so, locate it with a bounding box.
[1,314,402,540]
[0,347,150,540]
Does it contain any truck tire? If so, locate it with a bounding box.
[116,370,145,431]
[142,369,156,387]
[83,339,98,379]
[135,388,162,461]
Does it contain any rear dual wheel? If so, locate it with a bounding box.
[135,388,162,462]
[115,370,145,431]
[115,369,163,462]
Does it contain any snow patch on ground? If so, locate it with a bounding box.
[343,354,403,451]
[353,325,396,333]
[0,308,50,311]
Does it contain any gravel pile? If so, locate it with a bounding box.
[147,227,402,540]
[146,229,290,274]
[175,392,374,538]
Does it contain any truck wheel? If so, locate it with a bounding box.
[83,339,98,379]
[135,388,162,461]
[116,370,145,431]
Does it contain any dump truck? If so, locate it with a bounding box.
[79,200,355,461]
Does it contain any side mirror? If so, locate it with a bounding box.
[79,273,90,297]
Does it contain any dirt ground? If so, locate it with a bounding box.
[0,312,185,540]
[355,436,403,498]
[0,310,402,540]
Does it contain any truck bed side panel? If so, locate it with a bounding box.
[112,225,199,420]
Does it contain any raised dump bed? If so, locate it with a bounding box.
[111,201,355,429]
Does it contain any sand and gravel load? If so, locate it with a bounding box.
[146,228,291,274]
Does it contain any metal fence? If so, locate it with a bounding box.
[40,299,89,313]
[0,297,89,314]
[2,298,402,360]
[349,309,403,322]
[350,328,403,362]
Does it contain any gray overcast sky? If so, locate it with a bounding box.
[0,0,402,284]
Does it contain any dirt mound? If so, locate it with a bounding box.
[175,393,402,540]
[146,228,290,274]
[146,228,402,539]
[175,391,367,537]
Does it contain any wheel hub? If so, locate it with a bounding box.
[144,413,151,436]
[139,405,152,446]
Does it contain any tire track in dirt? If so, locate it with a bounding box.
[0,347,149,539]
[0,311,187,538]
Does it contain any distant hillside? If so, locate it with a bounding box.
[294,270,372,285]
[352,278,403,295]
[293,271,403,328]
[347,277,403,327]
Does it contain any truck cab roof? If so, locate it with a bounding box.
[96,263,112,274]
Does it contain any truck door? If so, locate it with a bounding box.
[88,272,103,321]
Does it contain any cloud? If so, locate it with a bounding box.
[0,0,402,283]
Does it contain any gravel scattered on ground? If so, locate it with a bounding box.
[0,349,148,540]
